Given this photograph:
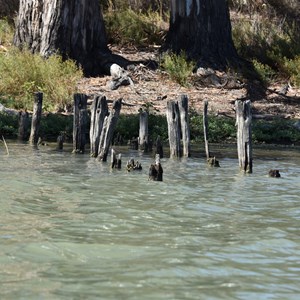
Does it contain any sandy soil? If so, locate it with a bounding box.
[77,47,300,119]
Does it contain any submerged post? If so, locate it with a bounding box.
[73,93,88,154]
[178,94,190,157]
[149,154,163,181]
[98,99,122,162]
[29,92,43,145]
[18,110,29,141]
[203,100,210,160]
[139,111,149,152]
[89,95,109,157]
[236,100,253,173]
[166,100,181,158]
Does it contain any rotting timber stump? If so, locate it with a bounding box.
[29,92,43,145]
[97,99,122,162]
[73,93,88,154]
[89,95,109,157]
[139,111,149,152]
[149,154,163,181]
[236,100,253,173]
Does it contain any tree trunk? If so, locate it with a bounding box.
[13,0,110,76]
[165,0,239,69]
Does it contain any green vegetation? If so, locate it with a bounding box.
[0,47,83,112]
[231,6,300,86]
[161,52,195,86]
[104,8,167,47]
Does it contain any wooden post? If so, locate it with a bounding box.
[89,95,108,157]
[73,93,88,153]
[29,92,43,145]
[111,148,122,169]
[178,94,190,157]
[149,154,163,181]
[56,132,65,150]
[236,100,253,173]
[18,110,29,141]
[155,136,164,158]
[166,100,181,158]
[139,111,149,152]
[98,99,122,161]
[203,100,210,160]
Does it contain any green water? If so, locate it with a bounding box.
[0,142,300,299]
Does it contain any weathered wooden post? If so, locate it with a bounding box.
[18,110,29,141]
[111,148,122,169]
[178,94,190,157]
[166,100,181,158]
[203,100,210,160]
[73,93,88,153]
[56,132,65,150]
[139,111,149,152]
[29,92,43,145]
[203,100,220,167]
[149,154,163,181]
[89,95,108,157]
[236,100,253,173]
[98,99,122,161]
[155,136,164,158]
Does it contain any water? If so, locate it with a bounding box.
[0,142,300,300]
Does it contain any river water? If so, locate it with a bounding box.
[0,142,299,300]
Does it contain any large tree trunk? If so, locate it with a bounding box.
[165,0,239,69]
[13,0,112,76]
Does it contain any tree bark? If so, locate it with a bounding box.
[165,0,239,69]
[13,0,110,76]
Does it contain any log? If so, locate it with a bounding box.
[178,95,190,157]
[29,92,43,145]
[18,110,29,141]
[139,111,149,152]
[98,99,122,161]
[149,154,163,181]
[203,100,210,160]
[89,95,108,157]
[236,100,253,173]
[73,94,88,154]
[166,100,181,158]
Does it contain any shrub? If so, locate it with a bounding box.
[0,47,83,111]
[104,8,167,47]
[161,52,195,86]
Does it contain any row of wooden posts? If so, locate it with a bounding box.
[19,92,253,174]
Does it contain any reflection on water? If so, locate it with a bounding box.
[0,142,300,299]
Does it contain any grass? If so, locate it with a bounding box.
[161,52,195,86]
[0,47,83,112]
